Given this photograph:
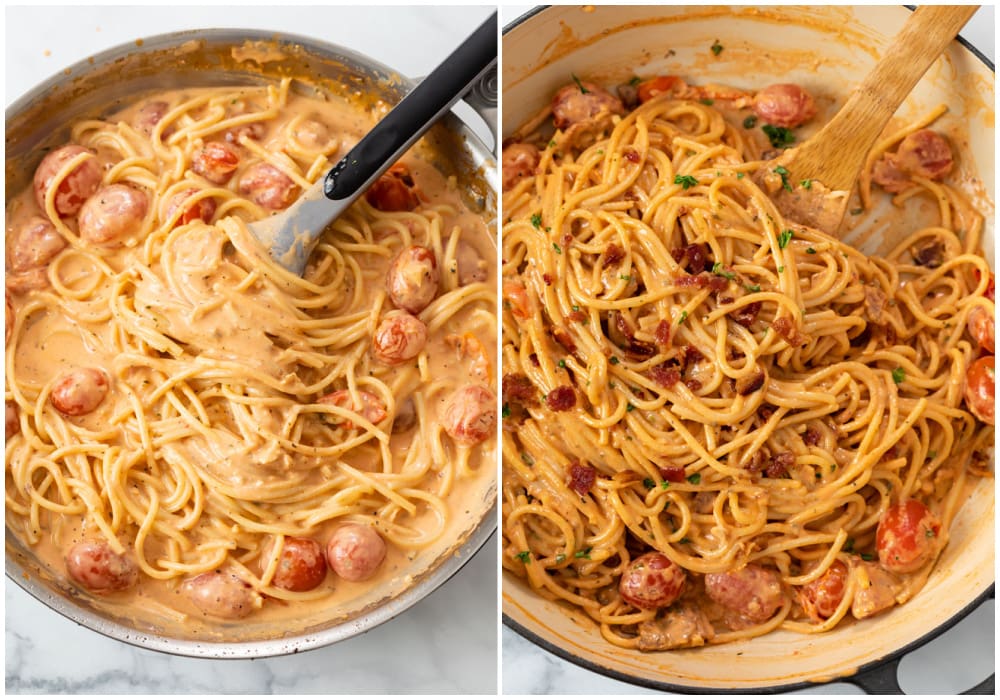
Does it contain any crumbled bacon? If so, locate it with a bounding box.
[542,273,554,286]
[734,368,765,395]
[675,273,728,291]
[624,148,640,163]
[568,461,596,496]
[605,244,625,266]
[864,287,887,324]
[567,310,587,323]
[911,239,944,268]
[765,451,795,479]
[758,405,775,421]
[562,232,573,246]
[684,378,702,391]
[502,373,537,405]
[546,386,576,411]
[670,243,710,274]
[611,311,657,358]
[654,320,671,348]
[683,345,704,365]
[552,327,577,353]
[803,427,821,446]
[649,365,681,388]
[659,465,686,483]
[731,301,761,329]
[772,316,807,346]
[741,450,767,472]
[529,353,540,367]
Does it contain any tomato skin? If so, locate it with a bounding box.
[798,560,848,621]
[618,552,686,610]
[967,307,995,354]
[637,76,686,104]
[964,355,995,425]
[272,537,327,592]
[876,499,942,574]
[704,564,783,622]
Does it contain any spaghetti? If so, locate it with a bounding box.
[500,76,994,650]
[5,77,497,626]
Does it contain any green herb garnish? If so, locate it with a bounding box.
[516,551,531,563]
[609,356,620,365]
[643,477,656,489]
[571,74,590,94]
[806,247,816,254]
[687,473,701,485]
[800,179,813,189]
[629,75,641,86]
[501,403,511,418]
[557,359,566,368]
[744,283,761,293]
[778,229,794,249]
[762,124,795,148]
[574,547,593,559]
[674,174,699,189]
[742,115,758,129]
[773,165,793,192]
[530,213,542,229]
[892,367,905,384]
[711,40,724,56]
[552,242,562,254]
[678,310,688,324]
[521,453,535,466]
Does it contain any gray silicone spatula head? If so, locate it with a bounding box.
[248,12,497,275]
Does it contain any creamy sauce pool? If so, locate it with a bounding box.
[5,84,496,638]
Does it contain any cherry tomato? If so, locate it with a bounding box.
[618,552,686,610]
[876,499,942,573]
[964,355,995,425]
[798,560,848,621]
[272,537,327,592]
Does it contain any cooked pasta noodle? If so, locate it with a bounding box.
[500,76,993,650]
[6,77,496,627]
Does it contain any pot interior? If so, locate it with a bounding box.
[5,29,497,656]
[501,4,994,690]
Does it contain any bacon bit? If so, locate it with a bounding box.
[670,243,709,274]
[719,296,735,305]
[542,273,554,286]
[654,320,671,348]
[864,287,887,324]
[552,327,577,353]
[684,378,702,391]
[649,365,681,388]
[659,465,686,483]
[911,239,944,268]
[683,345,704,365]
[529,353,540,367]
[546,386,576,411]
[734,368,765,395]
[772,316,808,346]
[562,232,574,246]
[605,244,625,266]
[567,310,587,323]
[803,427,821,446]
[765,451,795,479]
[758,405,775,421]
[742,450,767,472]
[624,148,640,163]
[676,273,727,291]
[731,301,761,329]
[502,373,537,406]
[568,461,596,496]
[611,311,657,359]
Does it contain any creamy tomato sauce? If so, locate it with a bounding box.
[5,81,496,638]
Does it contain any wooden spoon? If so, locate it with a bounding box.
[757,5,978,234]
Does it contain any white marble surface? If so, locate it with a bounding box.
[498,3,996,696]
[5,4,498,695]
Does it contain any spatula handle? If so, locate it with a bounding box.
[795,5,978,190]
[324,12,497,200]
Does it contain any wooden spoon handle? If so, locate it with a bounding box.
[793,5,978,190]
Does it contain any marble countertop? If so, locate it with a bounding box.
[499,4,996,696]
[5,5,497,695]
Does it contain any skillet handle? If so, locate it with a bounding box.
[848,657,904,694]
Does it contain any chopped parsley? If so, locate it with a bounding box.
[686,473,701,485]
[572,305,580,312]
[674,174,699,189]
[678,310,689,324]
[501,403,511,418]
[860,552,876,561]
[516,551,531,563]
[643,477,656,489]
[850,207,864,216]
[552,242,562,254]
[530,213,542,229]
[609,356,620,365]
[844,537,855,553]
[777,265,785,273]
[629,75,641,86]
[773,165,793,192]
[744,283,761,293]
[927,451,938,460]
[620,274,631,281]
[555,553,566,564]
[800,179,813,189]
[925,528,936,539]
[571,74,590,94]
[891,367,906,384]
[548,139,557,148]
[557,359,566,368]
[712,262,736,280]
[742,115,758,129]
[678,537,692,545]
[762,124,795,148]
[711,40,724,56]
[778,229,794,249]
[736,172,745,179]
[521,453,535,466]
[574,547,593,559]
[700,98,715,105]
[626,403,636,412]
[806,247,816,254]
[661,481,671,489]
